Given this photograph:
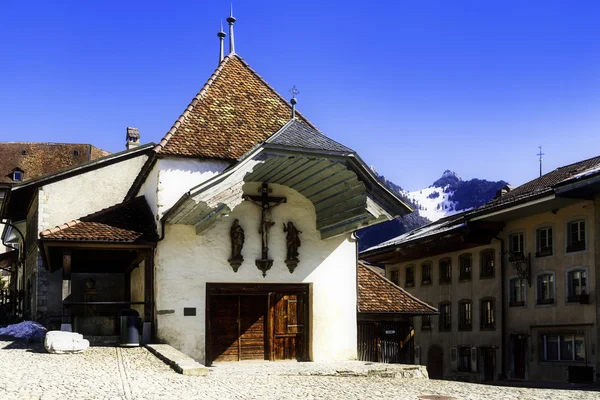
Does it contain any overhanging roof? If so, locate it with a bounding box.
[163,145,412,240]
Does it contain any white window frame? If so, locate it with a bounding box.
[535,271,556,307]
[565,218,587,254]
[535,224,554,257]
[508,276,527,307]
[12,170,23,181]
[508,231,525,255]
[565,266,589,304]
[541,333,586,362]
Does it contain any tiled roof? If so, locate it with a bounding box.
[472,154,600,215]
[40,197,158,243]
[0,142,109,185]
[361,154,600,255]
[155,54,315,160]
[361,212,468,253]
[357,262,438,314]
[266,119,353,153]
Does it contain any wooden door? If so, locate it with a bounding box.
[513,336,527,379]
[209,295,239,362]
[209,295,267,363]
[357,322,378,362]
[427,345,444,379]
[482,347,496,381]
[271,293,305,360]
[239,296,267,360]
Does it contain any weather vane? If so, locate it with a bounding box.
[290,85,300,99]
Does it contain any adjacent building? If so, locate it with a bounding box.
[362,155,600,383]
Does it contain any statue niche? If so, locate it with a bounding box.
[283,221,302,273]
[228,219,245,272]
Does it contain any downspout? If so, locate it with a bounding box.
[495,235,507,380]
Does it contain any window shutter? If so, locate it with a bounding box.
[450,347,458,371]
[470,347,478,373]
[414,346,421,365]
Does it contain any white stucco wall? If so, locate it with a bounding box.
[150,157,230,220]
[39,155,149,229]
[155,182,357,364]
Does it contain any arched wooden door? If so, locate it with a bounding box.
[427,345,444,379]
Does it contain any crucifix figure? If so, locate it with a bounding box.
[243,183,286,277]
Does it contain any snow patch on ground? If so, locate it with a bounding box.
[0,321,47,339]
[402,185,461,222]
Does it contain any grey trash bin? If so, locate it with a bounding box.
[120,309,141,347]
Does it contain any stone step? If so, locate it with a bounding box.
[146,344,209,376]
[84,335,119,346]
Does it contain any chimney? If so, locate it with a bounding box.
[126,127,140,150]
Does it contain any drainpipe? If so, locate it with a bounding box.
[495,235,507,380]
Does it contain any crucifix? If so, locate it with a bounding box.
[243,183,286,277]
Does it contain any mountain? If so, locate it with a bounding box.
[356,170,508,252]
[402,170,509,221]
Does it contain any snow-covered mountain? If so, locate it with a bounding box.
[356,170,508,252]
[402,170,462,222]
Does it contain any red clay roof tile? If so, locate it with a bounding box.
[358,261,437,314]
[155,54,314,159]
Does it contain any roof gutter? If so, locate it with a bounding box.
[469,194,555,221]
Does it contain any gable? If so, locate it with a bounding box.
[155,54,313,160]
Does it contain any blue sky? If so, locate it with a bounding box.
[0,1,598,191]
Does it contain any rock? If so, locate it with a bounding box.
[44,331,90,354]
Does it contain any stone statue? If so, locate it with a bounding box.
[284,222,302,261]
[228,219,245,272]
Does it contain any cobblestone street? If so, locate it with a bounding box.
[1,339,599,400]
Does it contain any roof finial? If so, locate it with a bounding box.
[226,4,236,54]
[537,146,545,177]
[290,85,299,119]
[217,20,227,64]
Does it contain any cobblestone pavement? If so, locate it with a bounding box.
[1,339,599,400]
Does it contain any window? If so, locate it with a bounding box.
[536,273,555,305]
[421,262,432,285]
[480,299,495,329]
[567,269,588,302]
[509,232,524,255]
[73,150,80,157]
[439,258,451,284]
[542,334,585,362]
[480,249,495,278]
[21,150,27,156]
[458,300,472,331]
[509,278,525,307]
[459,254,472,280]
[406,265,415,287]
[567,220,586,252]
[458,346,471,372]
[439,302,451,332]
[422,315,432,330]
[390,269,399,285]
[12,169,23,182]
[536,227,553,257]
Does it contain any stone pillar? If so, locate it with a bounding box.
[61,251,72,331]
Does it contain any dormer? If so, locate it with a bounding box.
[11,167,24,182]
